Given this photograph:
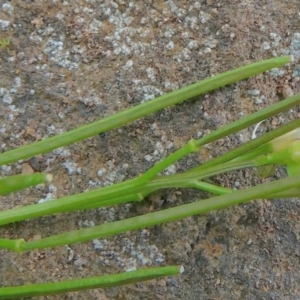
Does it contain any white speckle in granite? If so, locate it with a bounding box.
[185,16,199,31]
[106,160,115,170]
[66,246,74,261]
[221,24,231,34]
[42,26,55,36]
[247,239,253,246]
[187,40,198,50]
[268,68,285,78]
[140,17,147,24]
[48,184,57,194]
[164,28,175,38]
[12,77,21,89]
[199,11,211,24]
[137,85,163,102]
[146,67,156,82]
[194,2,201,9]
[166,41,174,50]
[28,33,41,44]
[181,32,189,39]
[73,256,88,269]
[58,111,65,119]
[248,89,260,96]
[38,192,55,204]
[0,165,11,174]
[88,180,97,187]
[0,19,10,30]
[62,160,79,175]
[204,37,218,49]
[125,259,137,272]
[262,41,271,51]
[254,96,265,105]
[0,88,13,104]
[164,165,177,175]
[82,6,94,14]
[155,253,165,264]
[124,17,134,26]
[182,48,191,60]
[260,25,266,32]
[204,47,212,54]
[43,38,78,70]
[7,113,14,121]
[144,154,153,162]
[53,148,71,158]
[2,105,14,119]
[97,168,107,177]
[122,163,129,170]
[79,220,95,227]
[234,181,240,188]
[269,32,281,47]
[155,142,164,154]
[89,19,102,33]
[164,81,179,90]
[289,32,300,59]
[56,13,64,20]
[2,3,14,15]
[93,239,104,251]
[123,59,133,70]
[165,141,173,150]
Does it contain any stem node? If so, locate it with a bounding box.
[187,139,199,153]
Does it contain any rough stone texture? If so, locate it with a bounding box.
[1,0,300,299]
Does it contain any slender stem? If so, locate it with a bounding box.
[0,173,52,195]
[68,193,145,211]
[0,58,295,226]
[269,187,300,198]
[146,160,256,190]
[186,117,300,174]
[194,92,300,149]
[0,177,143,226]
[0,56,290,166]
[10,175,300,252]
[182,180,233,194]
[0,266,181,299]
[1,118,299,226]
[138,139,198,183]
[79,180,232,211]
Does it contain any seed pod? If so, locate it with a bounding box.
[0,173,52,196]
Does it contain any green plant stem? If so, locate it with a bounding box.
[146,160,256,190]
[0,56,290,166]
[140,90,300,187]
[192,91,300,149]
[0,58,296,226]
[269,187,300,198]
[68,192,145,211]
[0,156,274,226]
[0,173,52,195]
[0,169,234,226]
[1,118,299,226]
[139,139,198,183]
[78,181,232,211]
[0,266,181,299]
[3,175,299,252]
[0,176,143,226]
[186,117,300,175]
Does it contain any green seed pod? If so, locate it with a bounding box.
[0,173,52,196]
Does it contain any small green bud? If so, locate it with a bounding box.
[289,141,300,163]
[269,128,300,153]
